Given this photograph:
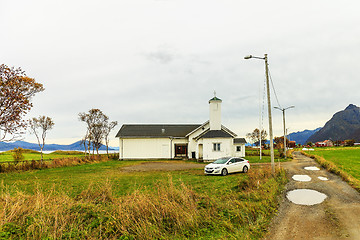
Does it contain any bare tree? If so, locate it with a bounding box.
[0,64,44,141]
[28,116,54,163]
[80,132,88,157]
[79,109,108,155]
[80,130,93,157]
[92,123,105,154]
[246,128,267,146]
[103,121,118,156]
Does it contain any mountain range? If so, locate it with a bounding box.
[288,128,321,145]
[0,140,116,152]
[307,104,360,143]
[2,104,359,150]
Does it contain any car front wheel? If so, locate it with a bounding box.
[243,166,248,173]
[221,168,228,176]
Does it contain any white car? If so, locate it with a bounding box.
[204,157,250,176]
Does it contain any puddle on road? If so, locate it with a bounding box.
[304,166,320,171]
[287,189,327,205]
[318,176,329,181]
[292,175,311,182]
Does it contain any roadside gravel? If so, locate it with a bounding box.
[265,151,360,240]
[120,161,205,172]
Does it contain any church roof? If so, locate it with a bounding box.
[194,129,235,140]
[234,138,247,144]
[116,124,201,138]
[201,130,232,138]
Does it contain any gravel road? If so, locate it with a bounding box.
[265,151,360,240]
[120,161,205,172]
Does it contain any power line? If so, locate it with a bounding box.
[267,67,282,109]
[262,75,266,131]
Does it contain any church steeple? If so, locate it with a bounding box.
[209,92,222,130]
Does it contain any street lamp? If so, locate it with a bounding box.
[274,106,294,159]
[244,54,275,173]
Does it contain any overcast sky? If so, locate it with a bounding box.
[1,0,360,146]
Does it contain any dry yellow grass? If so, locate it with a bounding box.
[0,167,287,239]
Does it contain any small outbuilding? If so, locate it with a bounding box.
[116,96,246,161]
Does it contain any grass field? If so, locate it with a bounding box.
[302,146,360,192]
[245,148,292,163]
[0,149,85,162]
[306,147,360,180]
[0,159,287,239]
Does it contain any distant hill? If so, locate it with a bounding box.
[307,104,360,143]
[0,140,116,152]
[288,128,321,145]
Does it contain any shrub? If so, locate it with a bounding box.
[344,139,355,147]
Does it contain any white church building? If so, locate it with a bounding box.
[116,96,246,161]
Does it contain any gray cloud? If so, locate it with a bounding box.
[144,46,178,64]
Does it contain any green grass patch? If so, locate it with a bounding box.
[0,160,287,239]
[245,147,292,163]
[308,147,360,180]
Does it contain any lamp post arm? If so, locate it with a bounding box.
[284,106,295,111]
[252,56,266,60]
[244,55,266,60]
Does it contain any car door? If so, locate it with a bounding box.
[233,158,245,173]
[238,158,246,172]
[226,158,237,173]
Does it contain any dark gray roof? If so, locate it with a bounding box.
[116,124,201,138]
[234,138,247,144]
[208,96,222,103]
[198,130,233,139]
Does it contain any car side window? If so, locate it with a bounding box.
[229,159,236,164]
[234,158,242,163]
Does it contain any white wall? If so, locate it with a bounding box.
[233,144,246,157]
[202,138,233,161]
[187,122,209,158]
[119,138,172,159]
[118,130,246,160]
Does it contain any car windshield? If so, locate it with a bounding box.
[212,157,230,164]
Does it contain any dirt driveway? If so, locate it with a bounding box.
[265,151,360,240]
[120,161,205,172]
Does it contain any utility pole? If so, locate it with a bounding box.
[264,54,275,173]
[282,109,286,158]
[259,85,262,160]
[245,54,275,173]
[274,106,294,160]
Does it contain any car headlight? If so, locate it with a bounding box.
[215,166,220,169]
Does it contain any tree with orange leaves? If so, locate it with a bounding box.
[0,64,44,141]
